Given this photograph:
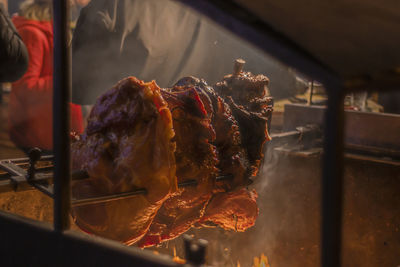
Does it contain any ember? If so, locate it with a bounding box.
[253,253,271,267]
[236,253,271,267]
[172,247,186,264]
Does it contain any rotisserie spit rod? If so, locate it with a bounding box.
[0,152,234,206]
[71,172,234,207]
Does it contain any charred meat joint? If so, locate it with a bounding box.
[70,61,273,247]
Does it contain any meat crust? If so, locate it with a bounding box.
[198,188,259,231]
[71,77,177,245]
[137,85,219,247]
[71,69,271,247]
[215,71,272,175]
[174,77,249,189]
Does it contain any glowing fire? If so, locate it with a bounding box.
[237,253,271,267]
[152,247,185,264]
[253,253,271,267]
[172,246,186,264]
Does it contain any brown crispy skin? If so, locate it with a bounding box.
[137,78,256,248]
[71,77,177,245]
[198,188,259,231]
[71,72,270,247]
[215,72,272,175]
[174,77,249,188]
[137,86,219,247]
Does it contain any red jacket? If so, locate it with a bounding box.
[9,16,83,150]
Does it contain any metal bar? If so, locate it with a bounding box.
[344,153,400,166]
[0,211,181,267]
[0,155,53,164]
[345,143,400,159]
[215,174,234,182]
[71,174,234,207]
[270,126,321,143]
[71,171,233,183]
[0,166,52,178]
[321,90,345,267]
[178,179,198,188]
[0,173,53,193]
[309,80,314,105]
[72,188,148,207]
[0,162,26,176]
[53,0,71,232]
[0,169,234,196]
[32,183,54,198]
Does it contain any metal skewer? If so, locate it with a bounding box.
[0,150,235,207]
[308,80,314,105]
[71,172,234,207]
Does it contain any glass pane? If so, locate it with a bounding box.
[342,90,400,266]
[67,1,325,266]
[0,1,57,223]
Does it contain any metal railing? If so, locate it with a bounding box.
[53,0,71,233]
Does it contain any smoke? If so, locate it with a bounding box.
[247,149,321,267]
[145,145,322,267]
[71,0,296,106]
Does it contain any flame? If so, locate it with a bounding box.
[172,246,186,265]
[253,253,270,267]
[237,253,271,267]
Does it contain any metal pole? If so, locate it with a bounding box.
[53,0,71,232]
[321,89,345,267]
[309,80,314,105]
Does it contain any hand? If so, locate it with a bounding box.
[75,0,91,7]
[0,0,7,12]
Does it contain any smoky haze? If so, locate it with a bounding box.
[145,146,322,267]
[71,0,298,106]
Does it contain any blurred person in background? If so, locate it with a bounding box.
[0,0,7,14]
[70,0,91,24]
[0,1,28,82]
[8,0,83,153]
[8,0,25,16]
[0,1,28,102]
[72,0,298,112]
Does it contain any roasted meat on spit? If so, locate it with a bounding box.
[137,85,219,247]
[71,60,272,247]
[215,59,272,175]
[71,77,177,245]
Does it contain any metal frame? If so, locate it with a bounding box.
[1,0,397,266]
[0,211,180,267]
[321,90,345,267]
[52,0,71,233]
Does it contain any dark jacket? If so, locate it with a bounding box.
[72,0,297,105]
[9,15,83,150]
[0,5,28,82]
